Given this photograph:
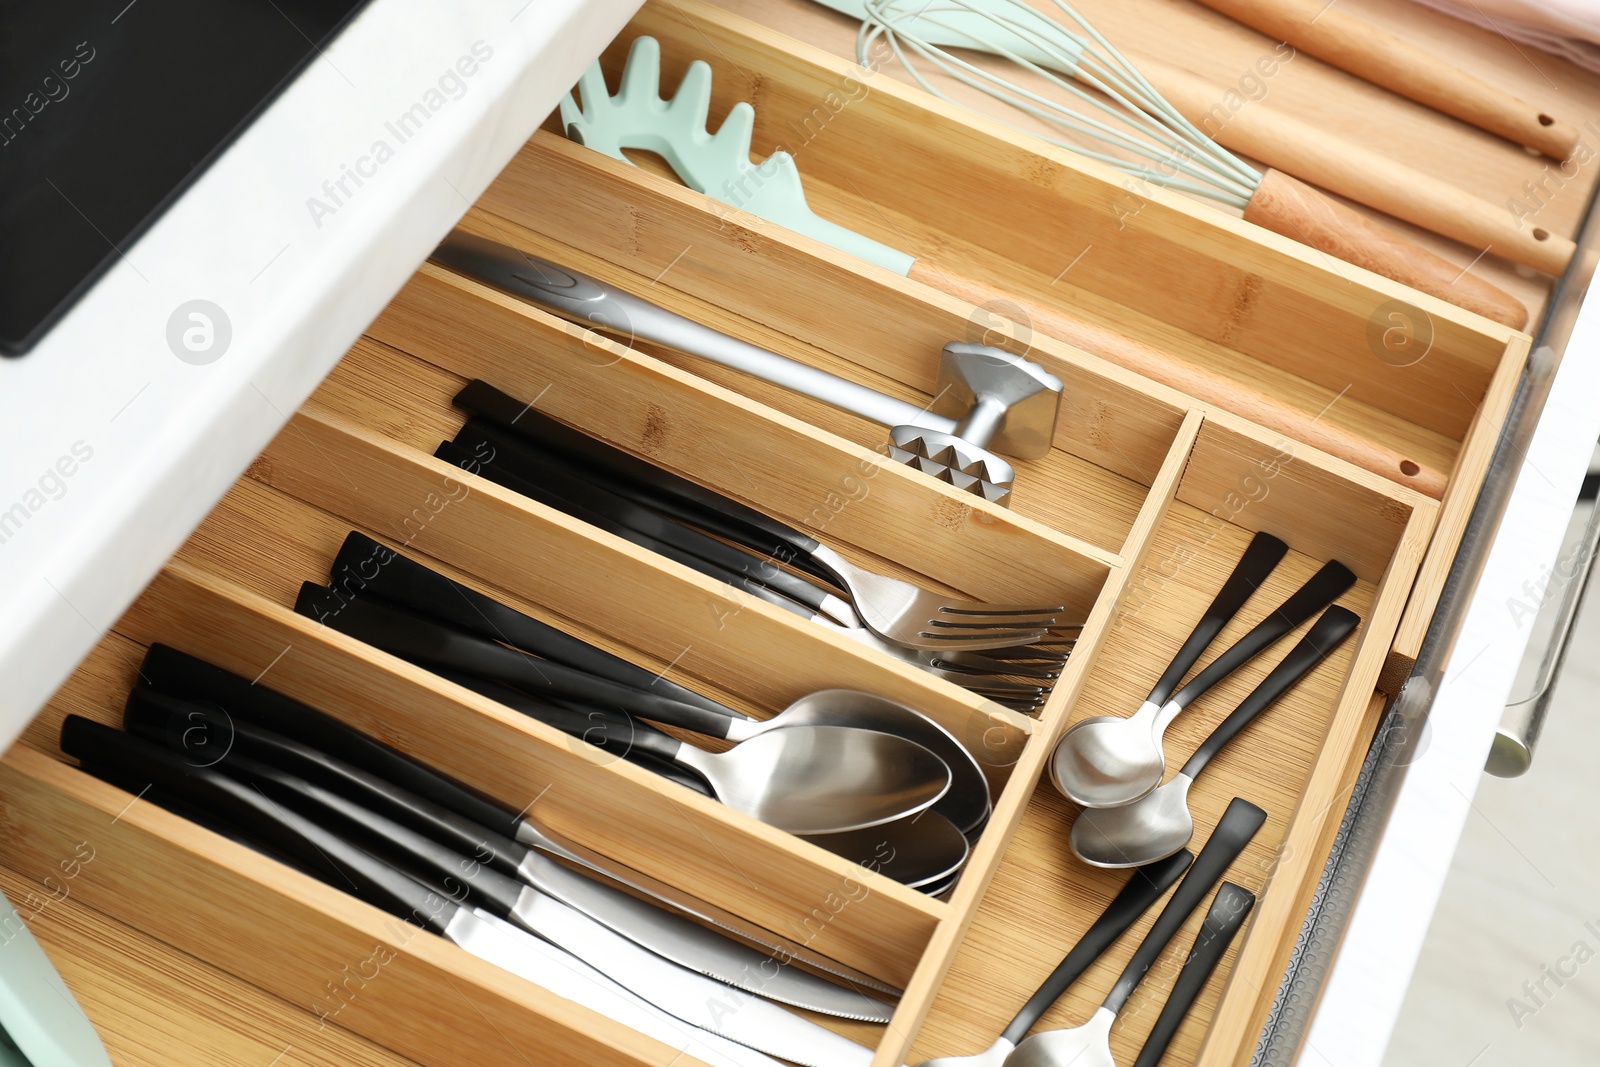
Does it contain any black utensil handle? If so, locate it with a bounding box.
[123,686,529,879]
[437,437,830,620]
[329,531,734,717]
[1131,882,1256,1067]
[59,716,459,935]
[452,379,830,574]
[448,422,839,616]
[1180,607,1361,779]
[1002,849,1195,1044]
[137,644,521,837]
[1101,798,1266,1015]
[1169,559,1357,711]
[1147,533,1287,707]
[296,583,742,740]
[217,751,529,919]
[440,671,686,770]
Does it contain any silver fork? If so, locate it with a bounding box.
[448,385,1067,652]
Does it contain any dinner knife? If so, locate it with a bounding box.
[59,716,782,1067]
[135,643,903,996]
[195,744,876,1067]
[122,686,891,1022]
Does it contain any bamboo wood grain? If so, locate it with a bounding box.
[111,562,946,987]
[872,411,1204,1067]
[0,863,426,1067]
[354,279,1121,608]
[469,136,1187,490]
[1197,510,1434,1066]
[1149,59,1576,276]
[910,256,1455,493]
[586,3,1514,469]
[0,746,696,1067]
[1192,0,1580,159]
[1238,169,1528,329]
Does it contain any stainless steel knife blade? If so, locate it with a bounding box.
[445,907,780,1067]
[520,847,895,1022]
[506,889,876,1067]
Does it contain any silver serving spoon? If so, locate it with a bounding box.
[1007,799,1266,1067]
[298,586,955,836]
[441,672,953,837]
[802,809,971,890]
[1052,551,1355,809]
[914,851,1192,1067]
[1073,608,1359,868]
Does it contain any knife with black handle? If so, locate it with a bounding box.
[59,716,795,1067]
[134,643,903,996]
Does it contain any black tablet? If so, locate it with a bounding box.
[0,0,372,355]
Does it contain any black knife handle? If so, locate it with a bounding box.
[137,645,521,837]
[1146,533,1287,707]
[1101,798,1266,1015]
[1181,607,1361,779]
[123,687,530,879]
[440,672,689,773]
[328,531,734,717]
[1168,560,1357,712]
[451,379,830,574]
[217,752,529,920]
[1002,849,1195,1045]
[296,583,742,740]
[59,716,459,935]
[447,421,839,616]
[1131,882,1256,1067]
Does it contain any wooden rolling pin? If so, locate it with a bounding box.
[909,259,1451,497]
[1192,0,1580,159]
[1147,59,1577,281]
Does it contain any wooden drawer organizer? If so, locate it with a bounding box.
[0,1,1542,1065]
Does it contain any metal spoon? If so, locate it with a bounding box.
[800,810,971,890]
[1072,607,1359,867]
[1051,554,1354,809]
[1006,799,1266,1067]
[913,851,1192,1067]
[433,671,951,837]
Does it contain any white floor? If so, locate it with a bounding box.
[1384,497,1600,1067]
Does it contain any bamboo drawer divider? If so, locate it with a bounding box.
[0,0,1541,1063]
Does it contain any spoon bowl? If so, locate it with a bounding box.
[1005,1007,1115,1067]
[801,809,970,889]
[1050,704,1167,809]
[916,1037,1016,1067]
[1070,774,1196,868]
[680,725,951,835]
[742,690,991,834]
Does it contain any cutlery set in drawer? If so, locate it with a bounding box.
[0,0,1551,1064]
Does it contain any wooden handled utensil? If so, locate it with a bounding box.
[562,39,1471,496]
[1190,0,1579,159]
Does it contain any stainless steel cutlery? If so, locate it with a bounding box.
[434,232,1063,504]
[1005,799,1266,1067]
[1131,882,1255,1067]
[914,850,1193,1067]
[450,378,1069,655]
[1052,535,1356,808]
[1071,607,1360,867]
[135,643,902,997]
[61,716,873,1067]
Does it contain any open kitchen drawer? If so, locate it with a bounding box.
[0,1,1548,1065]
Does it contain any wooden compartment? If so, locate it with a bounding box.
[0,1,1544,1065]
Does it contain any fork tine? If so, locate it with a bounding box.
[934,658,1061,681]
[927,613,1060,631]
[933,602,1067,617]
[915,627,1049,647]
